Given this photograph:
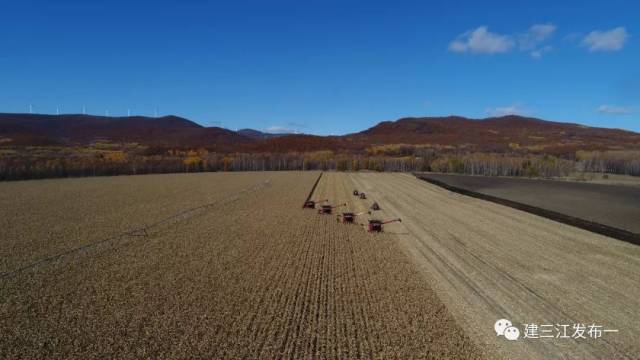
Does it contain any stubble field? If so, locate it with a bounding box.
[349,172,640,359]
[0,172,480,359]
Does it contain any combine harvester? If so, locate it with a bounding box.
[359,192,367,199]
[303,199,328,209]
[318,203,347,215]
[338,211,370,224]
[371,202,380,211]
[353,190,359,196]
[367,218,402,232]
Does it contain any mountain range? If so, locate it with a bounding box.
[1,113,639,155]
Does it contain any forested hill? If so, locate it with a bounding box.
[2,113,640,156]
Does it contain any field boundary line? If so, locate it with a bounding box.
[414,173,640,246]
[0,179,272,280]
[303,172,323,206]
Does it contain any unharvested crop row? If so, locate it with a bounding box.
[0,172,270,273]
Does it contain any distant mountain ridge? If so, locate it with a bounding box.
[0,113,251,150]
[237,129,288,140]
[344,115,640,154]
[1,113,639,155]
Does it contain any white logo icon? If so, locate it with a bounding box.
[495,319,520,341]
[494,319,512,336]
[504,326,520,341]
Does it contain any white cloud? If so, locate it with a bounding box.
[285,121,306,128]
[582,27,628,52]
[448,26,514,54]
[530,45,552,59]
[486,103,529,117]
[530,24,556,38]
[265,125,298,134]
[449,24,557,58]
[597,105,634,114]
[448,40,468,52]
[519,24,556,50]
[519,24,556,58]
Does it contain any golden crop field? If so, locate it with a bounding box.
[0,172,480,359]
[4,171,637,359]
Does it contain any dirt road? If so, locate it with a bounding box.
[348,172,640,359]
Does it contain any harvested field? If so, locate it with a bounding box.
[0,172,479,359]
[417,173,640,234]
[350,173,640,359]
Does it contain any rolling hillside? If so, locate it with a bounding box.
[2,113,639,155]
[0,114,251,151]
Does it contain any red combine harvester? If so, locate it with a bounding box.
[318,203,346,215]
[303,199,328,209]
[359,192,367,199]
[338,211,370,224]
[368,218,401,232]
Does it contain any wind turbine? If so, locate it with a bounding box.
[127,109,131,117]
[82,106,86,115]
[56,105,60,115]
[29,104,33,114]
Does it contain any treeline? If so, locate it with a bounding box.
[0,146,598,181]
[576,150,640,176]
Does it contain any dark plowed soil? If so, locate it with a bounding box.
[416,173,640,237]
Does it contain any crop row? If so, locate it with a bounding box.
[0,171,479,359]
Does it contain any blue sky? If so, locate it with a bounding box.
[1,0,638,134]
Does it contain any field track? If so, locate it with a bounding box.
[0,172,480,359]
[349,172,640,359]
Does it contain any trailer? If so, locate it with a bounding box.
[338,211,370,224]
[303,199,328,209]
[318,203,346,215]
